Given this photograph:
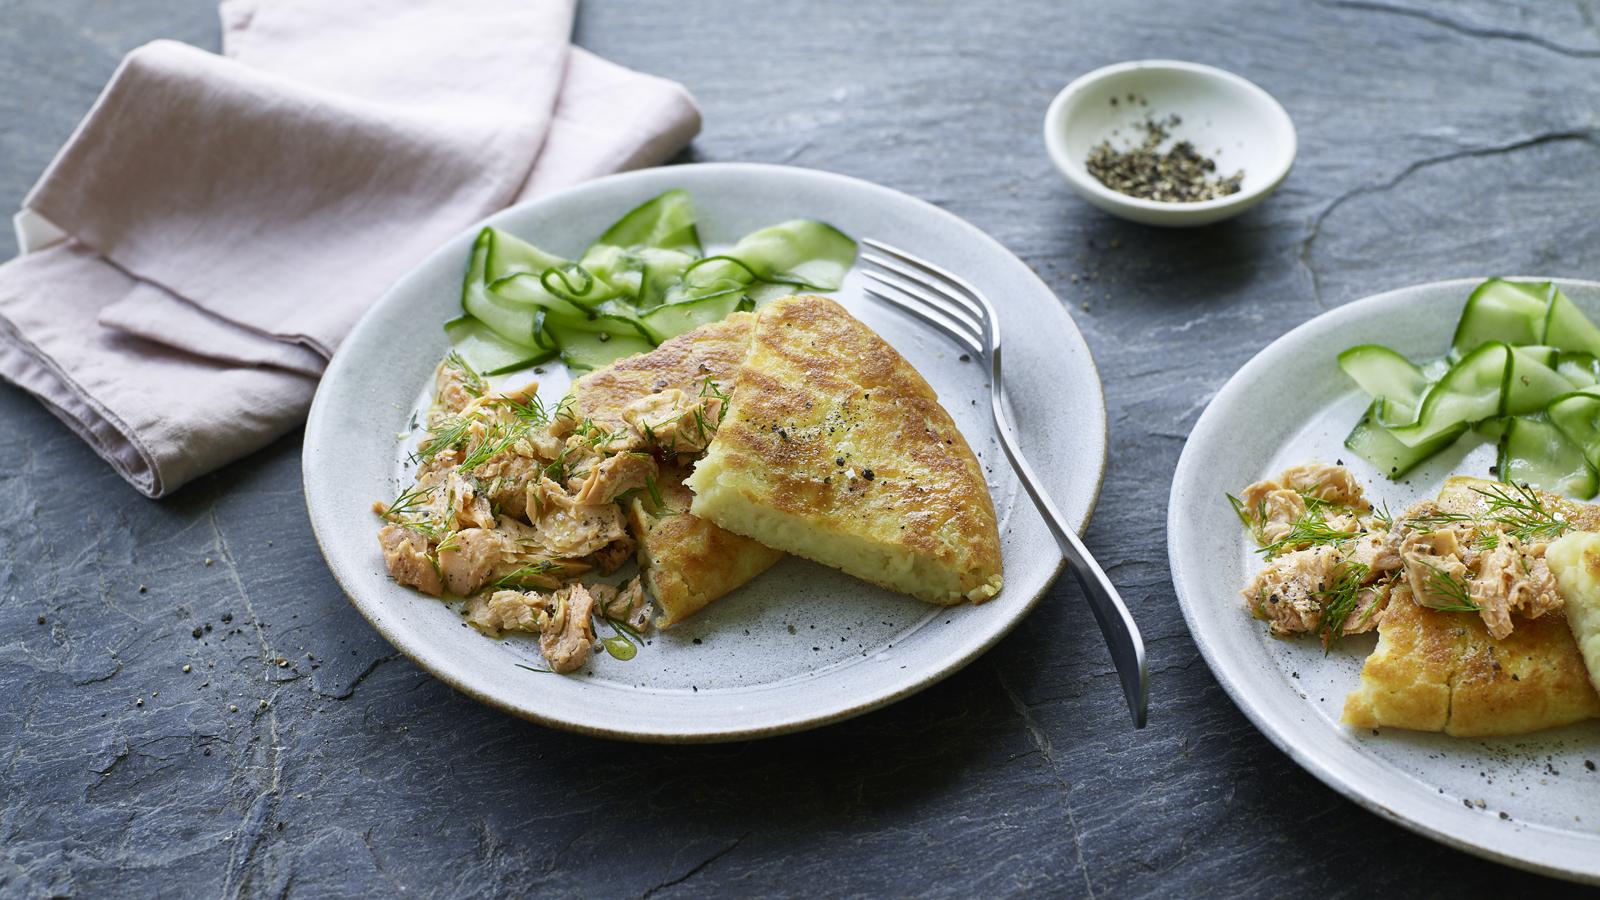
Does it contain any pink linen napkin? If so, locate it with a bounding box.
[0,0,701,497]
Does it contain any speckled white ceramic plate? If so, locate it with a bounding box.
[1170,278,1600,883]
[304,163,1106,742]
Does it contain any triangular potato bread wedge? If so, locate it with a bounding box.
[1343,479,1600,736]
[628,465,784,627]
[686,295,1002,605]
[569,312,783,626]
[1342,586,1600,736]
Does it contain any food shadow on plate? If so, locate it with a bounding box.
[543,555,951,693]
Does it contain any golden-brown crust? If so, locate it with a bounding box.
[1449,606,1600,736]
[1343,587,1600,736]
[1343,588,1458,732]
[688,295,1002,603]
[627,466,783,627]
[566,313,781,623]
[569,312,755,434]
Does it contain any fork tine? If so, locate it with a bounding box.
[860,253,988,337]
[863,287,983,357]
[861,238,995,329]
[861,271,984,351]
[861,237,1147,727]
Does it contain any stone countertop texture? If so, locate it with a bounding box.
[3,0,1599,896]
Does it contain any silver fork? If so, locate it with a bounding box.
[860,238,1148,727]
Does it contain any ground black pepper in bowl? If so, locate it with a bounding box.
[1085,112,1243,203]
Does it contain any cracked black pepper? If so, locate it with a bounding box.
[1085,114,1243,203]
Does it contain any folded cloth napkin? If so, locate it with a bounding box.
[0,0,701,497]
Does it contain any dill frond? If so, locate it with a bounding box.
[1472,482,1570,542]
[442,351,485,397]
[699,376,730,406]
[1315,561,1371,650]
[602,613,644,643]
[1353,574,1394,631]
[691,405,715,444]
[491,392,550,426]
[1401,511,1476,532]
[550,395,576,427]
[1225,492,1268,545]
[1419,561,1480,612]
[1257,509,1358,558]
[381,483,434,520]
[1370,502,1394,531]
[492,560,560,590]
[1226,492,1253,528]
[412,415,475,465]
[456,422,520,474]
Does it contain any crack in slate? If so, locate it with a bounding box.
[1322,0,1600,58]
[321,652,403,700]
[208,505,290,900]
[1297,130,1594,307]
[91,740,130,778]
[70,654,122,686]
[640,833,748,899]
[994,661,1095,899]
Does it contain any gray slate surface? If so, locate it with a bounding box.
[2,0,1597,896]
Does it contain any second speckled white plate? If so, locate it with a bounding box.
[304,164,1107,742]
[1170,278,1600,884]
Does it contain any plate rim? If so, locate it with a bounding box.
[303,162,1108,742]
[1169,276,1600,883]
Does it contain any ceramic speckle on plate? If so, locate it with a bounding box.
[304,163,1107,742]
[1170,278,1600,883]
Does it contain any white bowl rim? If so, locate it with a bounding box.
[1043,58,1298,215]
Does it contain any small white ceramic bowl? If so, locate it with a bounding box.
[1044,60,1296,227]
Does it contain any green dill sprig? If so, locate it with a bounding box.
[1401,510,1476,533]
[1472,482,1571,542]
[515,662,553,674]
[378,483,448,539]
[490,392,551,426]
[456,422,521,474]
[699,376,730,405]
[1473,531,1501,551]
[550,395,576,426]
[689,403,717,446]
[411,414,475,465]
[442,351,485,397]
[1419,562,1481,612]
[1353,575,1392,631]
[1226,492,1270,546]
[382,483,434,520]
[1370,502,1394,531]
[491,560,560,590]
[1256,509,1358,558]
[1315,561,1371,650]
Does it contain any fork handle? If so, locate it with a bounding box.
[991,393,1149,728]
